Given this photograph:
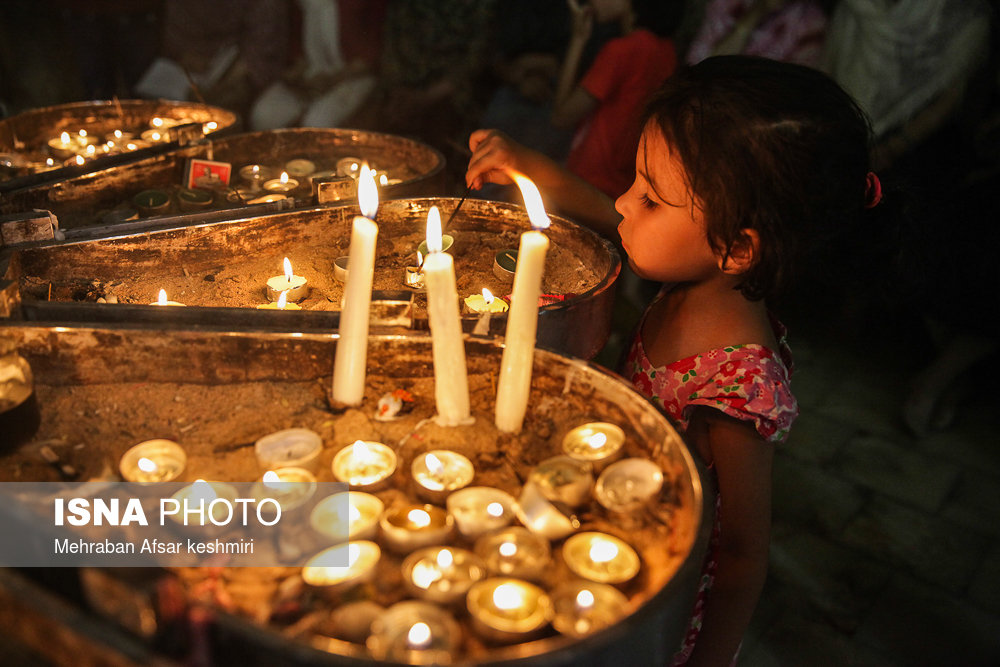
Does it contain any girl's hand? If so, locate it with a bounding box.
[466,129,524,190]
[567,0,595,43]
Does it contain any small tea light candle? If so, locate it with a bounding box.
[256,291,302,310]
[177,187,214,212]
[331,440,397,491]
[263,171,299,193]
[302,540,381,593]
[265,257,310,302]
[446,486,516,540]
[466,578,553,643]
[310,491,384,541]
[119,439,186,483]
[515,480,581,541]
[562,532,640,584]
[493,249,518,282]
[550,581,629,638]
[594,458,664,513]
[417,234,454,257]
[252,467,317,517]
[562,422,626,470]
[246,193,287,205]
[239,163,270,190]
[464,288,509,315]
[379,504,453,554]
[529,455,594,508]
[47,131,77,159]
[149,116,181,129]
[403,546,487,605]
[140,128,170,143]
[150,289,185,306]
[336,156,363,178]
[333,256,350,283]
[367,601,462,664]
[253,427,322,472]
[284,158,316,178]
[168,479,238,527]
[473,526,551,582]
[403,262,425,291]
[133,189,171,217]
[411,450,475,504]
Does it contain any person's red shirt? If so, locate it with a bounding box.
[567,29,677,198]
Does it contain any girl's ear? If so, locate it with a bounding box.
[719,229,760,274]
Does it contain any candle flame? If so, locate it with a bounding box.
[482,288,494,304]
[151,117,164,128]
[283,257,294,281]
[276,291,288,309]
[113,130,123,139]
[407,622,432,648]
[74,155,85,166]
[507,170,551,231]
[379,173,388,186]
[357,162,378,219]
[78,129,88,138]
[499,541,517,557]
[576,589,595,609]
[425,452,444,476]
[436,548,453,568]
[351,440,374,464]
[347,542,361,566]
[493,582,526,611]
[60,131,70,144]
[85,144,96,156]
[137,457,158,473]
[262,470,282,488]
[408,508,431,528]
[349,504,361,522]
[150,131,161,142]
[126,142,137,151]
[425,206,443,254]
[204,121,218,132]
[46,158,54,166]
[589,538,619,563]
[417,250,424,267]
[157,289,168,305]
[191,479,218,504]
[279,171,289,185]
[486,502,504,518]
[586,432,608,449]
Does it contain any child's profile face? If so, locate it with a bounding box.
[615,128,720,283]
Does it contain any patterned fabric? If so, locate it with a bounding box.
[623,302,798,664]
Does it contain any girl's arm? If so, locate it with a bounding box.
[465,129,621,238]
[683,407,774,667]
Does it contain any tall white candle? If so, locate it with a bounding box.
[332,166,379,405]
[495,172,550,433]
[423,206,472,425]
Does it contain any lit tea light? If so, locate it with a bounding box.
[310,491,384,541]
[411,450,475,503]
[562,422,626,470]
[467,578,553,643]
[168,479,238,528]
[239,163,270,190]
[446,486,516,539]
[253,427,322,472]
[151,289,185,306]
[379,503,453,554]
[562,532,640,584]
[302,540,381,593]
[246,193,287,205]
[550,581,629,638]
[515,480,581,540]
[63,154,87,168]
[495,171,551,433]
[402,546,487,605]
[528,455,595,507]
[284,158,316,178]
[594,457,664,513]
[263,171,299,193]
[202,121,218,134]
[336,156,362,178]
[265,257,310,302]
[251,467,317,514]
[256,290,301,310]
[47,131,77,158]
[464,288,509,315]
[473,526,551,582]
[119,439,186,483]
[366,601,462,664]
[403,251,425,290]
[140,128,169,143]
[331,440,397,491]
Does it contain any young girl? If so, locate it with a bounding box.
[466,56,879,666]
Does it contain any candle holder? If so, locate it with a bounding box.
[367,601,462,665]
[561,422,626,471]
[466,577,553,643]
[561,532,640,585]
[119,439,187,483]
[550,580,629,638]
[238,164,272,191]
[263,172,299,193]
[493,249,518,282]
[594,458,664,513]
[310,491,383,542]
[333,256,350,283]
[301,540,381,594]
[515,480,581,541]
[528,455,595,508]
[402,546,487,605]
[403,265,425,291]
[47,132,77,159]
[473,526,551,582]
[336,156,363,178]
[379,503,453,554]
[284,158,316,178]
[265,258,310,302]
[417,234,454,257]
[411,450,475,504]
[331,440,397,491]
[251,467,317,516]
[253,427,322,473]
[133,189,171,217]
[446,486,516,540]
[177,187,214,212]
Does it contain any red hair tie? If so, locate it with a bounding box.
[865,171,882,209]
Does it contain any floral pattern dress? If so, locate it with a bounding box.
[623,313,798,665]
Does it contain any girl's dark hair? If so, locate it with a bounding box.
[642,55,876,301]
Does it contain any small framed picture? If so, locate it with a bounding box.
[185,158,232,189]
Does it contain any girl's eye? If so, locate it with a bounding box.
[639,194,658,210]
